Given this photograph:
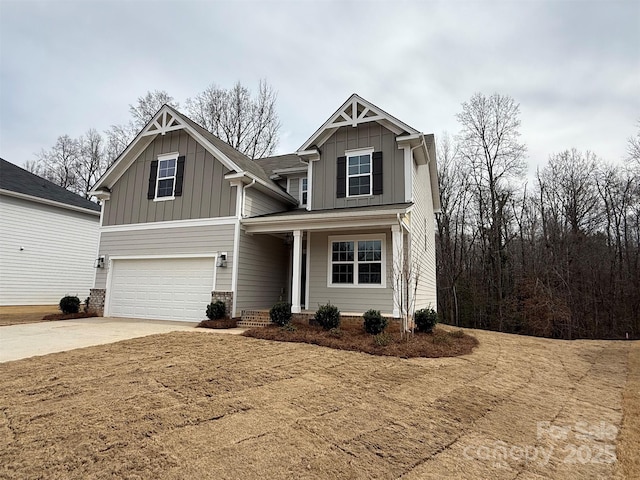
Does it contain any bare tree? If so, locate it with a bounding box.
[186,80,280,158]
[36,135,80,190]
[456,92,527,330]
[628,121,640,168]
[77,129,106,198]
[129,90,179,129]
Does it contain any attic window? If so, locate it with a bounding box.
[300,177,308,206]
[147,153,185,201]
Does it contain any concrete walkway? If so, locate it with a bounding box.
[0,317,246,363]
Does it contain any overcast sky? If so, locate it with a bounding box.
[1,0,638,179]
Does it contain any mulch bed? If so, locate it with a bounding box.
[197,318,238,329]
[42,312,99,321]
[243,320,478,358]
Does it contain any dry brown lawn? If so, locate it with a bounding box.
[0,305,58,326]
[0,328,636,479]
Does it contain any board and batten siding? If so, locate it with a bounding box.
[312,124,406,210]
[235,232,289,312]
[243,188,287,217]
[411,160,437,310]
[307,230,394,314]
[0,195,99,305]
[94,224,235,291]
[103,130,236,226]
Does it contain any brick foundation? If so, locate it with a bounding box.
[89,288,106,315]
[211,291,233,318]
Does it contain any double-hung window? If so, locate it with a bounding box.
[329,235,384,287]
[347,148,373,197]
[156,155,177,199]
[300,177,308,206]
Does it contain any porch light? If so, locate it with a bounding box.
[216,253,227,268]
[94,256,105,269]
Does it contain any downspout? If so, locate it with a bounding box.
[241,179,256,218]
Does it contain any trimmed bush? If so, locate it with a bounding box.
[59,295,80,314]
[363,309,388,335]
[206,300,227,320]
[414,307,439,333]
[315,303,340,330]
[373,332,392,347]
[270,302,292,326]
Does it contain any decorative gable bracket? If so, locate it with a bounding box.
[329,98,384,129]
[141,110,185,136]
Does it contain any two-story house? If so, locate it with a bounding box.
[89,94,439,322]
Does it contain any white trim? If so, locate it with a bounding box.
[158,152,179,161]
[392,224,403,318]
[272,166,308,175]
[100,216,237,232]
[345,148,374,198]
[327,233,386,289]
[291,230,303,314]
[104,254,218,317]
[231,183,243,317]
[305,231,311,308]
[286,177,291,195]
[0,189,101,216]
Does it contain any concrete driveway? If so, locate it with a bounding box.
[0,317,203,363]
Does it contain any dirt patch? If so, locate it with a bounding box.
[0,305,58,326]
[616,342,640,479]
[243,321,477,358]
[0,329,632,479]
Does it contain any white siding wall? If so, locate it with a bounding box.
[411,160,437,310]
[0,195,99,305]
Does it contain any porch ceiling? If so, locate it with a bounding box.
[242,203,412,234]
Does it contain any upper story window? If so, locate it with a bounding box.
[147,153,185,201]
[156,157,177,199]
[336,148,382,199]
[347,149,372,197]
[328,234,385,287]
[300,177,308,206]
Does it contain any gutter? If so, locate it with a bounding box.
[241,179,256,218]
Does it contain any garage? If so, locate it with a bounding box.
[106,257,216,322]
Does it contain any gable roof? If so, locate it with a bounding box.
[0,158,100,214]
[298,93,420,152]
[254,154,307,177]
[91,105,296,204]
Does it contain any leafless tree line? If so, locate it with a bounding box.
[26,81,280,198]
[437,94,640,339]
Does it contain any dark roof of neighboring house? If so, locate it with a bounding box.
[254,154,307,177]
[0,158,101,212]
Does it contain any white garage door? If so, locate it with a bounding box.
[108,257,215,322]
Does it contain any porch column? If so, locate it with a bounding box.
[392,224,403,318]
[291,230,303,314]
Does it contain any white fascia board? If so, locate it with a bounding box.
[272,166,309,175]
[225,171,296,205]
[0,189,101,217]
[100,216,238,232]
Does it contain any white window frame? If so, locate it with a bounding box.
[300,176,308,206]
[327,233,386,288]
[154,152,178,201]
[345,147,373,198]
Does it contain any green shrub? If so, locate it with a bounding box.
[328,327,343,338]
[315,303,340,330]
[449,329,465,338]
[59,295,80,314]
[281,323,296,332]
[414,307,438,333]
[363,309,388,335]
[206,300,227,320]
[373,332,392,347]
[269,302,292,326]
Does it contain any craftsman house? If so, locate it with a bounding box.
[89,94,439,322]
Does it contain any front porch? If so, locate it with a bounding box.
[240,203,413,319]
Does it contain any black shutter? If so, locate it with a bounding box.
[174,156,185,196]
[372,151,383,195]
[147,160,158,199]
[336,156,346,198]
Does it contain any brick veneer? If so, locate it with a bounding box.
[89,288,106,315]
[211,291,233,318]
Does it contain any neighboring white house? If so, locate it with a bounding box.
[0,159,101,305]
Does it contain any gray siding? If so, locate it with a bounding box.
[103,130,236,226]
[94,224,235,291]
[235,232,289,312]
[287,176,300,204]
[312,124,406,210]
[244,187,287,217]
[411,161,437,310]
[307,230,394,314]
